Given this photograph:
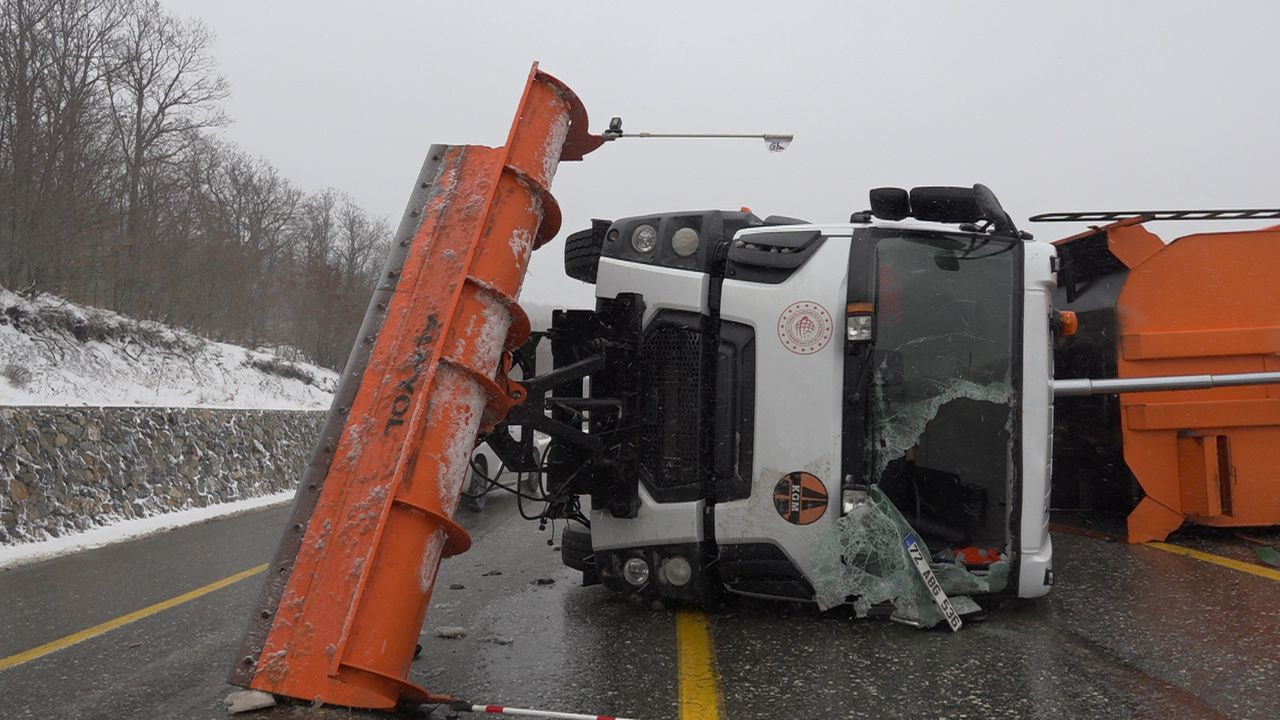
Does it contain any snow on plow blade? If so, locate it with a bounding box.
[228,64,603,710]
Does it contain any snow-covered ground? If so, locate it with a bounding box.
[0,289,328,554]
[0,288,337,409]
[0,490,295,569]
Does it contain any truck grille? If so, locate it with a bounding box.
[638,325,703,497]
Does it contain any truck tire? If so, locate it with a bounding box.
[464,455,489,512]
[520,472,542,498]
[564,220,610,284]
[560,524,594,572]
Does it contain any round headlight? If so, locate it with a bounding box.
[661,556,693,587]
[671,228,700,257]
[631,224,658,254]
[622,557,650,586]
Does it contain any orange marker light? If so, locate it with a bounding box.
[846,303,875,342]
[1058,310,1079,337]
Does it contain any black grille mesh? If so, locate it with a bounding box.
[638,326,702,491]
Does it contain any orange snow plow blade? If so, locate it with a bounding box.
[228,64,603,709]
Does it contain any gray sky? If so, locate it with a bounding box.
[164,0,1280,307]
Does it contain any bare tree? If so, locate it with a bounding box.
[295,188,338,266]
[202,140,301,340]
[0,0,126,295]
[335,195,385,286]
[1,0,391,370]
[33,0,124,295]
[104,0,227,307]
[0,0,56,286]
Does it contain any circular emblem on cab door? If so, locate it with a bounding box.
[777,300,833,355]
[772,471,829,525]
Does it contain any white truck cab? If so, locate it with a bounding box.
[501,186,1055,619]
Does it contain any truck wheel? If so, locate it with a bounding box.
[560,524,594,572]
[464,455,489,512]
[519,472,542,498]
[564,220,609,284]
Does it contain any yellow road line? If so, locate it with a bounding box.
[675,608,723,720]
[0,563,268,672]
[1147,542,1280,582]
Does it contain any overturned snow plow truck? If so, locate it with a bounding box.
[517,189,1057,618]
[228,64,1280,712]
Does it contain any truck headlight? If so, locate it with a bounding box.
[846,303,874,342]
[622,557,650,586]
[660,556,693,586]
[841,486,868,515]
[671,228,700,257]
[631,224,658,254]
[846,314,873,342]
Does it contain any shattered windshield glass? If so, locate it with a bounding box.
[869,232,1018,549]
[812,231,1020,625]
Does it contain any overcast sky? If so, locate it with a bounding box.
[163,0,1280,307]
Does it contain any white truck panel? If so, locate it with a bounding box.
[713,239,850,570]
[1018,239,1057,598]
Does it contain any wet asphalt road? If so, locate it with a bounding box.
[0,492,1277,719]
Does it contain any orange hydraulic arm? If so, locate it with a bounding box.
[228,64,604,710]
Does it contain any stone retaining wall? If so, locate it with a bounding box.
[0,406,323,543]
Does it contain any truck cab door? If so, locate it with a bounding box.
[711,230,851,599]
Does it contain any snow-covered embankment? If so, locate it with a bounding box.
[0,289,337,566]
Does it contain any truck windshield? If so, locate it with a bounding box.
[866,231,1019,551]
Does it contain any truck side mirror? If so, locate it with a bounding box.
[870,187,911,221]
[909,186,983,224]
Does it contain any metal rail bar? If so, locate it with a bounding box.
[1054,371,1280,397]
[1030,209,1280,223]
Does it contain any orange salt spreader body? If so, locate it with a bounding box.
[1051,218,1280,543]
[227,63,605,709]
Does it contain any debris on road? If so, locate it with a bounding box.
[224,689,275,714]
[811,486,999,629]
[450,700,636,720]
[434,626,468,639]
[1254,546,1280,569]
[1236,533,1280,568]
[532,578,555,586]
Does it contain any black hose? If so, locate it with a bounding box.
[459,441,590,528]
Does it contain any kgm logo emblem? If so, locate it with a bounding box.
[772,471,829,525]
[777,300,833,355]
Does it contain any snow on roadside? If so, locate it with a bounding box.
[0,489,296,570]
[0,288,337,409]
[0,289,328,557]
